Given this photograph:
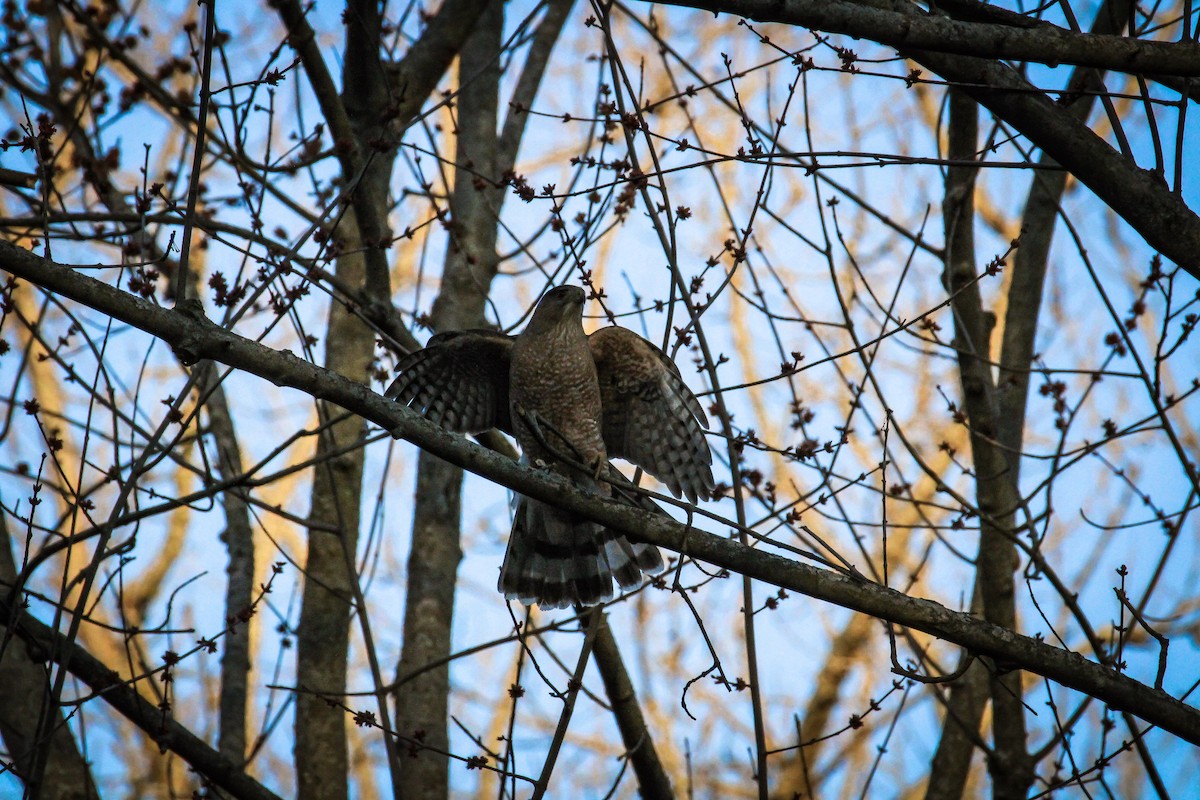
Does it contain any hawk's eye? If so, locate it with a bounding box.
[541,285,582,309]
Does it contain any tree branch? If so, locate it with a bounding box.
[0,524,99,800]
[387,0,494,130]
[4,241,1200,748]
[591,612,675,799]
[657,0,1200,75]
[943,88,1032,799]
[392,4,507,798]
[0,582,281,800]
[648,0,1200,275]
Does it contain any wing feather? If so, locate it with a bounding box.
[386,329,515,434]
[589,326,715,503]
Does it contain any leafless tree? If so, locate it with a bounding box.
[0,0,1197,798]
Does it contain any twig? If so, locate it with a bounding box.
[1114,588,1170,690]
[175,0,217,307]
[531,605,603,800]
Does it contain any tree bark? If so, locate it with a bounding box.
[193,354,257,767]
[393,4,504,797]
[0,524,100,800]
[927,3,1134,797]
[294,0,396,794]
[924,588,989,800]
[591,613,675,799]
[294,220,375,800]
[942,89,1032,800]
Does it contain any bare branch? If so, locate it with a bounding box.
[656,0,1200,75]
[6,242,1200,749]
[646,0,1200,274]
[0,579,281,800]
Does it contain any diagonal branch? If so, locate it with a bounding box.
[0,523,99,800]
[0,586,282,800]
[648,0,1200,275]
[591,612,675,798]
[388,0,495,129]
[658,0,1200,75]
[4,241,1200,748]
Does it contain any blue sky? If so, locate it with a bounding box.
[1,0,1198,797]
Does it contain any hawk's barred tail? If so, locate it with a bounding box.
[499,497,664,610]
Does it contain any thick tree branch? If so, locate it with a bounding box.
[392,5,506,798]
[272,0,489,300]
[388,0,494,129]
[0,583,282,800]
[657,0,1200,75]
[648,0,1200,275]
[5,242,1200,748]
[592,613,675,799]
[271,0,393,298]
[194,360,256,766]
[0,527,99,800]
[943,89,1032,799]
[996,0,1128,475]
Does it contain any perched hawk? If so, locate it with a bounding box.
[387,285,715,609]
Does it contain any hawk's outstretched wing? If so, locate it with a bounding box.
[386,330,515,435]
[588,326,715,503]
[387,298,712,610]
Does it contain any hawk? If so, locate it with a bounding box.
[387,285,715,609]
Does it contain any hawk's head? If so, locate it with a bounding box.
[526,285,586,333]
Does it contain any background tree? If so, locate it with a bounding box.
[0,0,1197,798]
